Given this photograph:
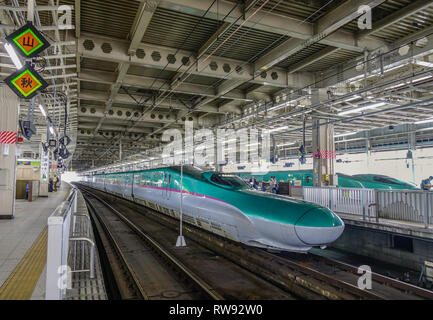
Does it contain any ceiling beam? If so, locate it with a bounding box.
[78,68,250,103]
[158,0,385,53]
[287,47,340,73]
[79,89,223,114]
[77,33,293,88]
[93,1,158,136]
[253,0,386,73]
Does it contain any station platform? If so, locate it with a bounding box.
[0,184,69,299]
[0,184,107,300]
[338,213,433,241]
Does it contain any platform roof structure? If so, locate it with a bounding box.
[1,0,433,171]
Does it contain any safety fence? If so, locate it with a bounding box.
[376,190,433,227]
[303,187,376,220]
[303,187,433,228]
[45,186,95,300]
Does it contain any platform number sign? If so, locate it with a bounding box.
[5,22,50,58]
[4,64,48,99]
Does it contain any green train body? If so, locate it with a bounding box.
[234,170,418,190]
[83,166,344,252]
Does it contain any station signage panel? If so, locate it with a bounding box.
[5,22,50,58]
[4,64,48,99]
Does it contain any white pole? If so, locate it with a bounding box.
[176,163,186,247]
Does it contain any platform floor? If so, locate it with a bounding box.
[0,184,69,299]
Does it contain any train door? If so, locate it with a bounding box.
[162,172,172,200]
[162,172,166,199]
[166,173,172,200]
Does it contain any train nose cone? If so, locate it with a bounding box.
[294,207,345,246]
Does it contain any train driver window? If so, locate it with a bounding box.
[210,174,250,188]
[306,176,312,183]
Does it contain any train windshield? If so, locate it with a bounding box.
[372,175,406,185]
[210,174,250,188]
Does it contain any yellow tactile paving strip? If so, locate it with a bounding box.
[0,227,48,300]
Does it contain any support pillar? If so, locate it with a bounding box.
[312,118,337,187]
[0,87,20,218]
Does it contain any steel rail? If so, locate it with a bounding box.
[309,253,433,300]
[82,191,148,299]
[81,188,224,300]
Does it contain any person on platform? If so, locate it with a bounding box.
[421,176,433,191]
[267,176,275,193]
[48,178,53,192]
[25,183,29,200]
[257,181,264,192]
[53,175,58,192]
[272,177,279,194]
[249,176,258,189]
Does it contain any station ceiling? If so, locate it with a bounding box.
[1,0,433,171]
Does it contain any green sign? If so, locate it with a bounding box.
[4,63,48,99]
[5,22,50,58]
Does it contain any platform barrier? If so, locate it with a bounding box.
[376,190,433,227]
[303,186,376,220]
[45,187,95,300]
[303,187,433,227]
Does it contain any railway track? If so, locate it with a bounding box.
[80,187,296,300]
[280,251,433,300]
[77,184,432,300]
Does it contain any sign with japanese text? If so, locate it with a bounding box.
[4,64,48,99]
[5,22,50,58]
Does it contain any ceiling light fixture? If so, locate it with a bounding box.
[338,102,387,116]
[4,42,22,69]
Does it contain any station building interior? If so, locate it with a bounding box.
[0,0,433,303]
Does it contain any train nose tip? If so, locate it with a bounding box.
[294,208,345,246]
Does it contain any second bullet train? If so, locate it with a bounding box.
[82,166,344,252]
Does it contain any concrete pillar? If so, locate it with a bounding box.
[0,87,20,218]
[312,118,337,187]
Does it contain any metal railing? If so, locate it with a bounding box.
[303,186,433,227]
[376,190,433,227]
[45,187,95,300]
[303,186,376,220]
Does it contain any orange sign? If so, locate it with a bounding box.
[5,22,50,58]
[4,64,48,99]
[14,29,42,55]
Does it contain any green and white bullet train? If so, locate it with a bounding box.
[82,166,344,252]
[234,170,418,190]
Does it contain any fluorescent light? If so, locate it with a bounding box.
[38,104,46,117]
[338,102,386,116]
[4,43,22,69]
[414,60,433,68]
[269,125,288,133]
[277,142,297,147]
[415,118,433,124]
[334,131,357,138]
[49,126,55,135]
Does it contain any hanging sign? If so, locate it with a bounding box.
[5,22,50,58]
[4,64,48,99]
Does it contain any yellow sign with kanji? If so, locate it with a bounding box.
[5,22,50,58]
[4,64,48,99]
